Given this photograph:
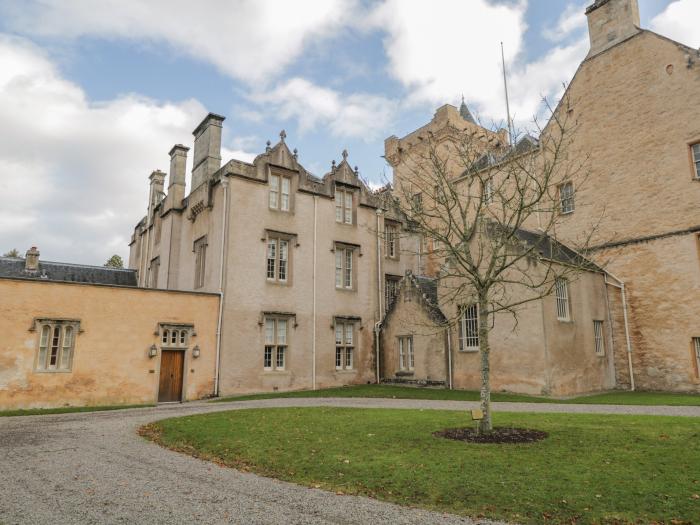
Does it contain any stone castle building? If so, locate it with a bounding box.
[1,0,698,409]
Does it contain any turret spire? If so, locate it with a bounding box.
[459,96,476,124]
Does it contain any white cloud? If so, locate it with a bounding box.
[250,77,397,140]
[542,2,588,42]
[650,0,700,48]
[0,0,354,84]
[0,34,224,265]
[368,0,590,126]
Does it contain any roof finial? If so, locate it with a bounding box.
[293,148,298,159]
[279,130,286,142]
[342,149,348,161]
[265,140,271,153]
[331,159,336,172]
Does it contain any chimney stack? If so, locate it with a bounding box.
[168,144,189,206]
[585,0,640,58]
[191,112,225,190]
[25,246,39,272]
[148,170,166,219]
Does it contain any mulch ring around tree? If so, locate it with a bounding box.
[434,426,548,444]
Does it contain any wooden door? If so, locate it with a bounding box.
[158,350,184,402]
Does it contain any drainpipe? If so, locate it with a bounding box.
[604,271,635,391]
[375,208,383,384]
[312,195,318,390]
[446,326,453,389]
[214,178,230,397]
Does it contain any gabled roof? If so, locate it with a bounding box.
[512,227,602,271]
[384,271,447,326]
[0,257,138,286]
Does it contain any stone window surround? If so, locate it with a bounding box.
[159,323,195,350]
[690,141,700,180]
[555,277,572,322]
[334,183,356,226]
[263,229,298,286]
[333,241,361,292]
[262,313,294,372]
[692,337,700,380]
[334,318,356,372]
[397,335,414,373]
[384,220,400,260]
[193,235,207,289]
[458,304,479,352]
[559,181,575,214]
[268,166,295,213]
[29,318,82,373]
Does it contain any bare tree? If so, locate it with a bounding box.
[388,99,600,432]
[3,249,21,258]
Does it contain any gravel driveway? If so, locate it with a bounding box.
[1,397,698,525]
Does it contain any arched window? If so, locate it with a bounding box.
[162,329,169,344]
[35,321,78,372]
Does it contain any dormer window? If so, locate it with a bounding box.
[335,187,354,224]
[269,174,291,212]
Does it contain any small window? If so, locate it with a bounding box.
[398,336,414,371]
[483,178,494,205]
[555,278,570,321]
[593,320,605,356]
[335,321,355,370]
[412,192,422,212]
[692,143,700,179]
[385,223,398,259]
[335,187,354,224]
[193,236,207,289]
[269,174,292,211]
[692,337,700,378]
[335,245,354,290]
[458,304,479,352]
[559,182,574,214]
[266,237,290,283]
[385,275,401,311]
[35,321,78,372]
[160,325,190,349]
[264,317,288,371]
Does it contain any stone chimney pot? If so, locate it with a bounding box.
[25,246,39,272]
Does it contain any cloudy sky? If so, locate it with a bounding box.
[0,0,698,265]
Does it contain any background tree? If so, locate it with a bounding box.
[3,248,21,258]
[389,98,600,433]
[104,254,124,268]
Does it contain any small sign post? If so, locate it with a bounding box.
[471,408,484,434]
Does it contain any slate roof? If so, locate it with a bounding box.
[411,274,447,323]
[0,257,138,286]
[512,227,602,271]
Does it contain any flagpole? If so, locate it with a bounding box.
[501,41,514,147]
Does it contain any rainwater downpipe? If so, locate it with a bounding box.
[312,195,318,390]
[375,209,383,384]
[446,326,453,389]
[214,178,230,397]
[604,271,635,391]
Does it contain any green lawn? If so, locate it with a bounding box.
[0,403,154,417]
[213,384,700,406]
[143,407,700,524]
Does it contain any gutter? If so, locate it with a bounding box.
[604,271,635,391]
[312,195,318,390]
[446,326,453,389]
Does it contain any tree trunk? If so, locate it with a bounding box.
[478,296,492,433]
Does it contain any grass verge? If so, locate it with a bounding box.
[212,384,700,406]
[143,407,700,524]
[0,403,154,417]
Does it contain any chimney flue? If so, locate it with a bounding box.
[585,0,640,58]
[25,246,39,272]
[191,113,225,190]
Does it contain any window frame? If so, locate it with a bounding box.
[160,324,192,350]
[559,181,575,214]
[264,317,289,371]
[34,320,80,373]
[384,274,401,312]
[334,244,356,291]
[458,304,479,352]
[266,234,292,284]
[555,277,571,321]
[691,142,700,180]
[483,177,494,205]
[193,235,207,289]
[692,337,700,379]
[269,172,293,212]
[334,321,355,371]
[334,186,355,225]
[593,320,605,356]
[385,221,399,259]
[398,335,414,371]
